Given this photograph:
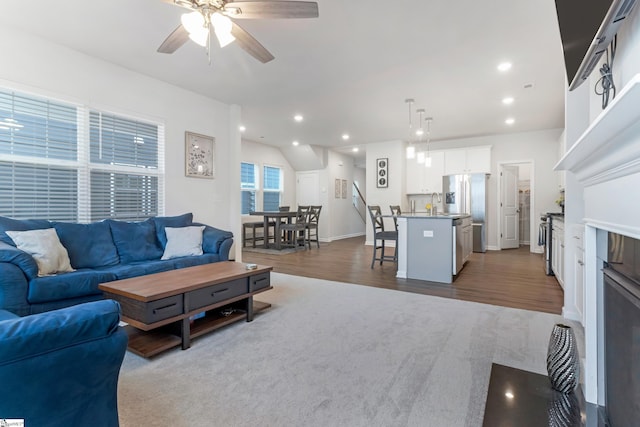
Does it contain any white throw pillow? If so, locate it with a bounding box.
[6,228,74,276]
[161,226,205,260]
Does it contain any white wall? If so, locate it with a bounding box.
[427,129,563,251]
[365,140,405,244]
[0,26,238,235]
[323,150,366,240]
[240,139,296,218]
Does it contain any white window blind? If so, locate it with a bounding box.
[241,162,257,214]
[263,165,282,211]
[0,87,164,222]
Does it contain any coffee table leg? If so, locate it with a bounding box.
[181,318,191,350]
[246,296,254,322]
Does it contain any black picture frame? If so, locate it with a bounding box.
[376,158,388,188]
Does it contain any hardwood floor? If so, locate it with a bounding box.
[241,236,564,315]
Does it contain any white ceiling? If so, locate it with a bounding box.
[0,0,566,161]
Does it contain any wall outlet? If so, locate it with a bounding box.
[423,230,434,237]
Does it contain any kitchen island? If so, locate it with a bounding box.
[396,213,472,284]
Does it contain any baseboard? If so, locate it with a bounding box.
[325,232,366,242]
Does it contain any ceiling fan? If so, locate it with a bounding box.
[158,0,319,63]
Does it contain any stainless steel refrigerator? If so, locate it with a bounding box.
[442,173,489,252]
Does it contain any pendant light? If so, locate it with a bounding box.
[424,117,433,168]
[416,108,425,163]
[405,98,415,159]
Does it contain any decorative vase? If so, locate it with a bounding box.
[546,323,580,393]
[547,390,581,427]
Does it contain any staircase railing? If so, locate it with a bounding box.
[352,183,366,222]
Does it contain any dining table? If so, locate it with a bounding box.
[249,211,299,250]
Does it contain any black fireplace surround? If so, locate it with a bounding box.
[603,233,640,426]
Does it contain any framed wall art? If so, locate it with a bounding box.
[341,179,347,199]
[376,158,388,188]
[185,131,215,179]
[335,178,341,199]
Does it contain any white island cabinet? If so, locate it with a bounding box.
[396,214,472,284]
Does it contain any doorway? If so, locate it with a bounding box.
[498,161,535,251]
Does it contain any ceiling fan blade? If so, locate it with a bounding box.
[231,22,275,63]
[157,24,191,54]
[224,1,319,19]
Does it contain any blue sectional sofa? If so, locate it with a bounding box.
[0,299,128,426]
[0,213,233,316]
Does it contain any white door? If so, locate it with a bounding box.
[500,165,519,249]
[296,171,320,206]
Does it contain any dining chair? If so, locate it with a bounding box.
[306,205,322,248]
[368,205,398,268]
[389,205,402,232]
[281,206,310,249]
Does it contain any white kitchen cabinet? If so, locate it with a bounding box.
[462,217,472,264]
[443,146,491,175]
[551,218,565,288]
[406,151,444,194]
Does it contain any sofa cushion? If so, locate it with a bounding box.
[0,299,122,365]
[171,253,221,269]
[151,213,193,249]
[161,226,205,260]
[107,219,163,264]
[53,222,119,269]
[6,229,74,277]
[0,216,52,246]
[96,263,149,280]
[27,270,117,304]
[193,223,233,254]
[0,310,18,322]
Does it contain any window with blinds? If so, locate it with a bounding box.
[263,165,282,211]
[240,162,258,214]
[0,88,164,222]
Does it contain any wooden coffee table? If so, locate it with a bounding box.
[99,261,273,358]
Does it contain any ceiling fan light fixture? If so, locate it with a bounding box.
[188,29,209,47]
[181,11,205,34]
[211,13,235,48]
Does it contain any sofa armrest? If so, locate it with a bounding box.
[0,241,38,279]
[0,262,31,316]
[193,223,233,255]
[218,237,233,261]
[0,300,128,425]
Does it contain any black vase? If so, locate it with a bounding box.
[547,324,580,393]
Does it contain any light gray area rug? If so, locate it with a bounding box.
[117,273,576,427]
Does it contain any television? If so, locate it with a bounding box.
[554,0,637,91]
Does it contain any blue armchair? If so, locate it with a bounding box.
[0,300,128,426]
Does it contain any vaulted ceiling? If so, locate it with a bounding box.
[0,0,566,160]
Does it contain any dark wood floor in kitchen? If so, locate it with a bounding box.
[241,236,564,315]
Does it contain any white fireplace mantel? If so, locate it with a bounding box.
[555,73,640,186]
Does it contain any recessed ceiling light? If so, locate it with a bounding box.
[505,391,514,399]
[505,118,515,125]
[352,147,359,152]
[239,125,246,132]
[292,140,299,146]
[294,114,303,122]
[497,62,512,72]
[502,97,514,105]
[342,133,350,140]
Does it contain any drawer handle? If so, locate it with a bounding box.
[254,278,268,284]
[212,288,229,297]
[153,303,177,314]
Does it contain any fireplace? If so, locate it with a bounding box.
[602,233,640,426]
[555,74,640,424]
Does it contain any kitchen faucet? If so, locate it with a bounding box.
[430,192,441,216]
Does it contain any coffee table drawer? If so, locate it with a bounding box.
[187,278,247,311]
[130,295,183,324]
[250,272,270,292]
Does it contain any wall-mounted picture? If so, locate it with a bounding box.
[376,158,388,188]
[341,179,347,199]
[335,178,341,199]
[185,131,215,179]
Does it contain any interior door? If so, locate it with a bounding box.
[500,165,519,249]
[296,171,320,206]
